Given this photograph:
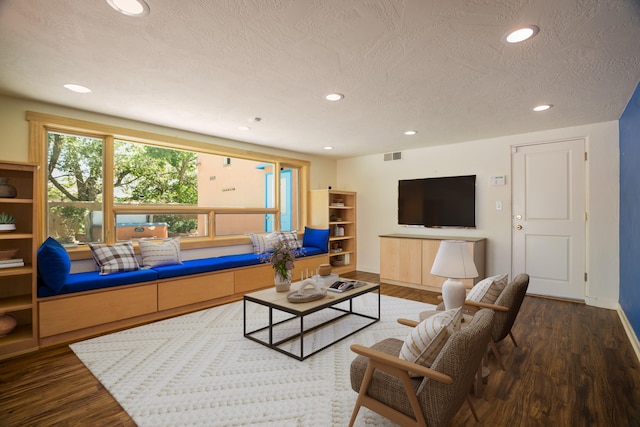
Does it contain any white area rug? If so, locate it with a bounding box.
[70,293,435,427]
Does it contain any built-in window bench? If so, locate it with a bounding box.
[37,228,330,348]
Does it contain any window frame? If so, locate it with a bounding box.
[28,111,310,256]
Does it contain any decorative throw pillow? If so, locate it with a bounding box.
[467,274,508,305]
[138,237,182,267]
[399,308,463,372]
[277,230,302,250]
[37,237,71,292]
[302,227,330,250]
[88,241,140,275]
[247,232,279,254]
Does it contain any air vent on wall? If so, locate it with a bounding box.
[384,152,402,161]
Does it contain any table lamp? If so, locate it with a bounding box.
[430,240,478,310]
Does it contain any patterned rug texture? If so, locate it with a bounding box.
[70,293,434,427]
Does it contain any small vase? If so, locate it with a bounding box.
[0,313,18,337]
[274,270,292,292]
[0,178,17,198]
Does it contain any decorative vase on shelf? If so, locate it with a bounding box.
[0,178,17,198]
[0,313,18,337]
[274,270,292,292]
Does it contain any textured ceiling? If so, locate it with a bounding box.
[1,0,639,158]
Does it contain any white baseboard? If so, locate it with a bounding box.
[617,304,640,364]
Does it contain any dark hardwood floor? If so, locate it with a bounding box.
[1,271,639,426]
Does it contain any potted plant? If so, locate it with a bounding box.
[261,243,296,292]
[0,212,16,232]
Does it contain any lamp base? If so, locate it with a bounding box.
[442,278,466,310]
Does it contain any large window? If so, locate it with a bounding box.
[47,132,104,244]
[30,113,309,246]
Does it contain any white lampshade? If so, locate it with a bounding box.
[430,240,478,279]
[431,240,479,310]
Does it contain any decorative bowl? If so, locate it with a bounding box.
[0,313,18,337]
[0,248,18,260]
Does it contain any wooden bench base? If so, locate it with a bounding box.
[38,254,329,347]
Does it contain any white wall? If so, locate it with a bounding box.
[337,120,620,309]
[0,95,337,190]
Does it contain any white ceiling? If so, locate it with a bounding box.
[1,0,639,158]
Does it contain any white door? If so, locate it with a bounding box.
[512,139,586,300]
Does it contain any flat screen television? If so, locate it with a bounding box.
[398,175,476,228]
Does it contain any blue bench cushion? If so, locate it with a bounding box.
[153,253,262,279]
[37,244,323,296]
[297,246,323,257]
[38,268,159,297]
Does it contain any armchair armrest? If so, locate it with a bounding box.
[397,318,420,328]
[463,299,509,312]
[350,344,453,384]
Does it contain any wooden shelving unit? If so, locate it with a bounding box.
[309,189,357,275]
[0,162,38,360]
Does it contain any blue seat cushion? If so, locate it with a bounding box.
[37,237,71,293]
[302,227,330,252]
[38,268,159,297]
[297,247,323,257]
[153,253,262,279]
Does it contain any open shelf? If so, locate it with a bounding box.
[0,161,38,361]
[310,189,357,275]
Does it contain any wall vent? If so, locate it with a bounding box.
[384,152,402,161]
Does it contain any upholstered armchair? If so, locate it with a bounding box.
[349,309,495,427]
[462,273,530,370]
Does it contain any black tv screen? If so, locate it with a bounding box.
[398,175,476,228]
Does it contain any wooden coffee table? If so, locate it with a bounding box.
[243,281,380,360]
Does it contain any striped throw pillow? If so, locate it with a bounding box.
[467,274,508,305]
[399,308,463,372]
[247,232,279,254]
[138,237,182,268]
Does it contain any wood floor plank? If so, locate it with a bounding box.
[1,271,639,426]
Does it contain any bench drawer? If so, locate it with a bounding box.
[158,271,234,310]
[39,284,158,337]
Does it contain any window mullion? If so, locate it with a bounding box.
[103,136,115,243]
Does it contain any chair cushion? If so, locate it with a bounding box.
[88,241,140,275]
[466,274,508,305]
[138,237,182,267]
[302,227,330,251]
[247,232,279,254]
[37,237,71,292]
[399,308,463,371]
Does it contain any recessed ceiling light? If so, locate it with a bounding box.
[107,0,150,17]
[533,104,553,112]
[238,126,251,131]
[325,93,344,101]
[64,84,92,93]
[404,130,417,136]
[503,25,539,44]
[324,146,334,150]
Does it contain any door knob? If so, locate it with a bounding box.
[515,225,523,230]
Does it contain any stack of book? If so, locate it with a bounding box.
[0,258,25,269]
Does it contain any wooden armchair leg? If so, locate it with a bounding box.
[466,395,479,422]
[349,364,375,427]
[489,340,506,371]
[509,331,518,347]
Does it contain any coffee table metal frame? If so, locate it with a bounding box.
[243,282,380,360]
